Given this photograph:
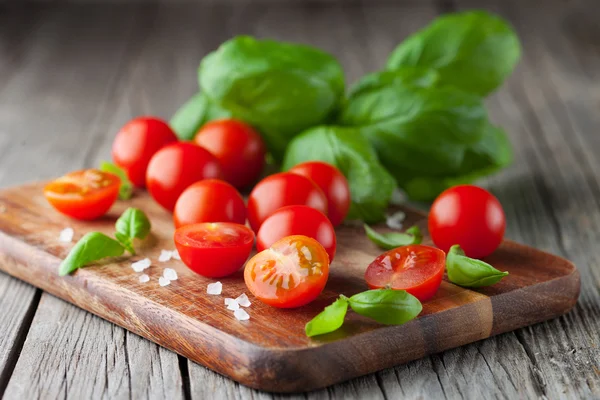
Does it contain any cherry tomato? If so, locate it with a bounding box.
[244,235,329,308]
[112,117,177,187]
[428,185,505,258]
[44,169,120,220]
[289,161,350,226]
[173,179,246,228]
[194,119,266,189]
[174,222,254,278]
[365,245,446,302]
[146,142,223,211]
[256,205,336,261]
[247,172,328,232]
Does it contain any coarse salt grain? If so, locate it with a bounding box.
[386,211,406,230]
[171,250,181,260]
[158,250,172,262]
[225,298,240,310]
[207,281,222,295]
[234,309,250,321]
[389,187,406,206]
[59,227,74,243]
[163,268,178,281]
[139,274,150,283]
[159,277,171,287]
[235,293,251,308]
[131,258,152,272]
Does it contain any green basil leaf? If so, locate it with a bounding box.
[305,297,349,337]
[446,244,508,287]
[364,224,422,250]
[199,36,345,160]
[114,207,151,255]
[59,232,125,276]
[348,67,439,98]
[386,11,521,96]
[100,161,133,200]
[282,126,395,223]
[348,289,422,325]
[169,92,233,141]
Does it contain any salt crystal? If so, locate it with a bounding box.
[235,293,251,307]
[159,277,171,287]
[225,298,239,310]
[163,268,178,281]
[390,188,406,206]
[158,250,172,262]
[207,281,222,295]
[386,211,406,230]
[131,258,151,272]
[171,250,181,260]
[139,274,150,283]
[234,309,250,321]
[59,227,74,243]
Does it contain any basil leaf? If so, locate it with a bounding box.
[305,297,349,337]
[169,92,233,141]
[386,11,521,96]
[100,161,133,200]
[446,245,508,287]
[364,224,422,250]
[348,67,439,98]
[59,232,125,276]
[348,289,422,325]
[114,207,151,255]
[282,126,395,223]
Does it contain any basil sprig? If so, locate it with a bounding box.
[364,224,422,250]
[446,244,508,287]
[305,289,422,337]
[115,207,151,255]
[100,161,133,200]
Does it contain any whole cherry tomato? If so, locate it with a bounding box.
[146,142,223,211]
[112,117,177,187]
[194,119,266,189]
[428,185,505,258]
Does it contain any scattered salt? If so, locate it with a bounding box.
[163,268,178,281]
[235,293,251,308]
[225,298,240,310]
[386,211,406,230]
[159,277,171,287]
[389,188,406,206]
[59,227,74,243]
[234,309,250,321]
[131,258,152,272]
[207,281,222,295]
[171,250,181,260]
[158,250,172,262]
[139,274,150,283]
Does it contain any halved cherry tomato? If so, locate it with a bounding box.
[289,161,350,226]
[365,245,446,302]
[194,119,266,189]
[173,179,246,228]
[174,222,254,278]
[146,142,223,211]
[44,169,120,220]
[112,117,177,187]
[247,172,328,232]
[256,205,336,261]
[244,235,329,308]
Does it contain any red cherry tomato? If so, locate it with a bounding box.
[256,205,336,261]
[247,172,328,232]
[44,169,120,220]
[146,142,223,211]
[173,179,246,228]
[112,117,177,187]
[289,161,350,226]
[244,235,329,308]
[428,185,505,258]
[365,245,446,302]
[174,222,254,278]
[194,119,266,189]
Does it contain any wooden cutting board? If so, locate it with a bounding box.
[0,182,580,393]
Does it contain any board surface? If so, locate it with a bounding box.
[0,182,580,393]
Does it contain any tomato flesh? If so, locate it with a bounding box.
[174,222,254,278]
[44,169,120,220]
[244,235,329,308]
[365,245,446,302]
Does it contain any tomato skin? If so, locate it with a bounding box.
[112,117,177,187]
[365,245,446,302]
[247,172,328,232]
[289,161,350,226]
[194,119,266,189]
[44,169,120,220]
[244,235,329,308]
[173,179,246,228]
[146,142,224,211]
[174,222,254,278]
[256,205,336,261]
[428,185,505,258]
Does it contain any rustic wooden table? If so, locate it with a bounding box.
[0,1,598,398]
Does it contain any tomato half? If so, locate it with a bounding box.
[244,235,329,308]
[289,161,350,226]
[174,222,254,278]
[194,119,266,189]
[146,142,223,211]
[247,172,328,232]
[256,205,336,261]
[428,185,505,258]
[44,169,120,220]
[112,117,177,187]
[365,245,446,302]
